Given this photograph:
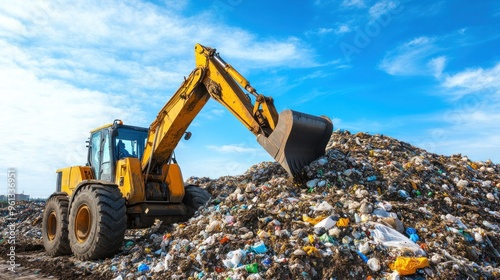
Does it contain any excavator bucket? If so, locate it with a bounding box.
[257,110,333,178]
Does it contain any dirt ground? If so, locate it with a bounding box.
[0,241,112,280]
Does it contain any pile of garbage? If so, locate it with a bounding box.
[0,200,44,244]
[3,131,500,279]
[104,131,500,279]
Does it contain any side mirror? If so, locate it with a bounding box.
[184,131,192,141]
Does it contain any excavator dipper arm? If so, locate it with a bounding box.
[141,44,333,178]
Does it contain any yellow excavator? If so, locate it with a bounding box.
[42,44,333,260]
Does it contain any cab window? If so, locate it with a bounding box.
[101,129,112,181]
[114,127,147,161]
[89,132,101,178]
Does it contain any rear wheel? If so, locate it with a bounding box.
[183,185,211,218]
[68,185,126,260]
[42,195,71,256]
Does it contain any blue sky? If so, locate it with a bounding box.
[1,0,499,197]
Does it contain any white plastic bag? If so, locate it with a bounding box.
[222,249,247,268]
[313,201,334,211]
[314,216,336,229]
[370,223,426,256]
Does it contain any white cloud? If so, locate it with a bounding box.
[0,14,24,35]
[0,58,137,197]
[342,0,366,8]
[336,24,352,34]
[161,0,189,11]
[199,108,226,121]
[442,63,500,97]
[2,1,315,92]
[210,109,226,117]
[217,36,316,67]
[369,0,401,20]
[406,36,431,46]
[335,61,500,164]
[318,28,334,35]
[416,108,500,163]
[207,144,261,154]
[413,63,500,163]
[0,0,316,197]
[299,70,335,81]
[306,25,350,38]
[379,36,442,76]
[428,56,446,78]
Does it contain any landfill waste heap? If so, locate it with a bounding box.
[1,130,499,279]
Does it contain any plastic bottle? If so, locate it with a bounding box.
[483,220,499,230]
[354,213,361,223]
[358,242,370,254]
[356,250,369,263]
[447,227,460,234]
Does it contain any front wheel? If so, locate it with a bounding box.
[68,185,126,260]
[42,195,71,256]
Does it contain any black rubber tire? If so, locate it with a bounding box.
[183,185,211,218]
[68,185,126,260]
[42,195,71,256]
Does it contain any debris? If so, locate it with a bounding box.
[2,130,499,279]
[388,256,429,275]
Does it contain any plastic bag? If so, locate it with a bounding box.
[314,216,336,229]
[372,207,397,218]
[302,214,326,225]
[388,256,429,275]
[405,227,419,243]
[371,223,426,256]
[137,263,150,272]
[251,242,268,254]
[245,263,259,273]
[336,217,350,227]
[303,246,322,258]
[313,201,334,211]
[222,249,247,268]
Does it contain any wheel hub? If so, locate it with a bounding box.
[47,210,57,241]
[75,204,91,243]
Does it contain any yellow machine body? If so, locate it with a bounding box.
[56,166,93,195]
[52,43,333,229]
[57,160,184,207]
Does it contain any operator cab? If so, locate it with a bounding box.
[87,120,148,181]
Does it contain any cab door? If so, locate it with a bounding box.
[87,129,113,181]
[100,129,113,181]
[88,131,101,178]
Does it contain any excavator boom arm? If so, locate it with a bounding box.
[141,44,333,177]
[140,67,208,173]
